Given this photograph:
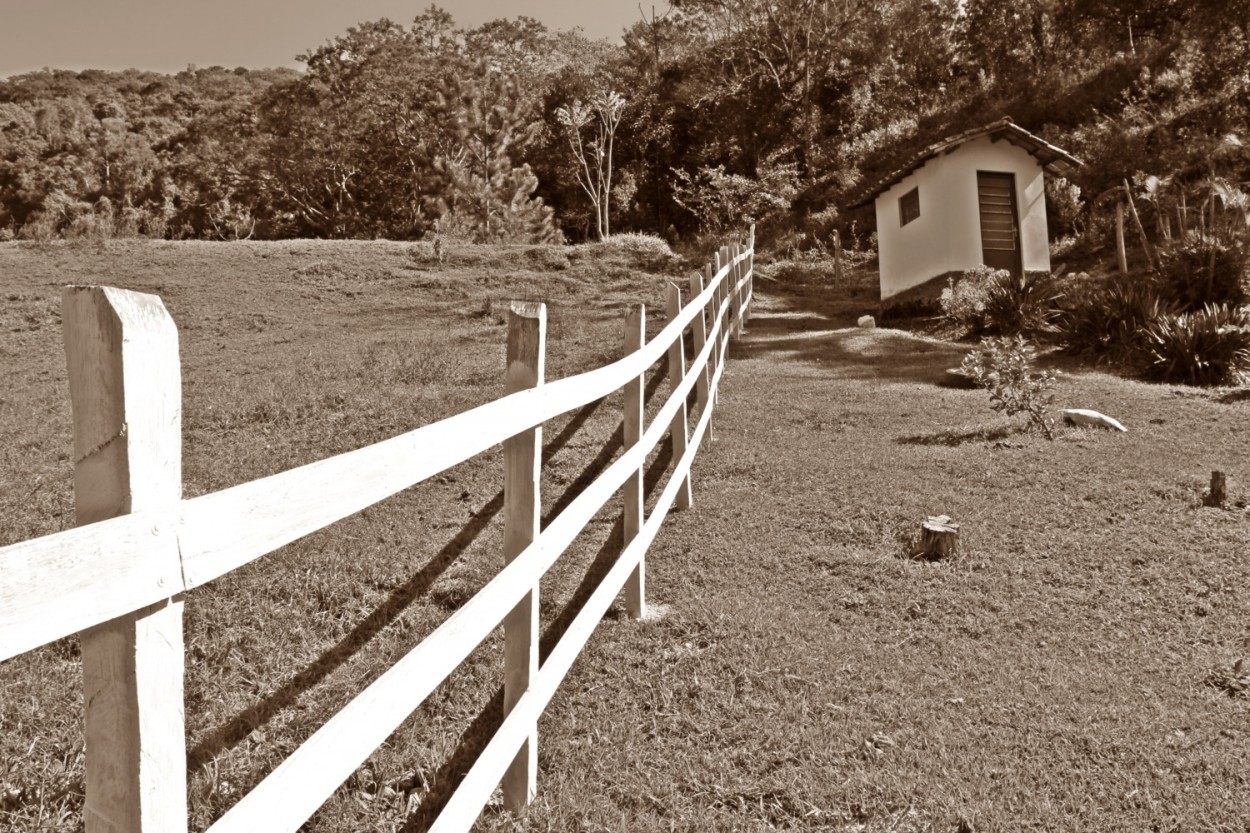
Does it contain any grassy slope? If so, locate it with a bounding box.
[2,241,1249,832]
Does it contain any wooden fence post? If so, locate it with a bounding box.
[717,246,730,342]
[622,304,646,619]
[665,283,693,510]
[747,224,756,321]
[706,260,721,436]
[62,286,187,833]
[730,242,745,337]
[502,301,544,809]
[687,271,710,421]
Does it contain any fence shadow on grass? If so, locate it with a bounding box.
[187,369,670,775]
[401,438,677,832]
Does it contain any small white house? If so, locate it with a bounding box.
[851,118,1082,304]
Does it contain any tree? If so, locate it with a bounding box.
[435,69,557,243]
[556,91,626,239]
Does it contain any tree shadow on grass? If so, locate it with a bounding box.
[737,323,970,387]
[188,369,670,774]
[895,424,1015,447]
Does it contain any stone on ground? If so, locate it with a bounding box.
[1061,408,1127,432]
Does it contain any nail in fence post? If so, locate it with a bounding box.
[622,304,646,618]
[687,271,710,433]
[665,283,693,510]
[62,286,187,833]
[503,300,544,809]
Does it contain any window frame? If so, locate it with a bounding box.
[898,186,920,227]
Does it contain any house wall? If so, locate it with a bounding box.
[875,136,1051,301]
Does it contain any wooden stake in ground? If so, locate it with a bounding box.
[1205,470,1227,508]
[915,515,960,560]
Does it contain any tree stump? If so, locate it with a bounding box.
[915,515,959,560]
[1205,471,1227,508]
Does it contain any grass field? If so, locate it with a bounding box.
[2,239,1249,832]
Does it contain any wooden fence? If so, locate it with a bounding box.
[0,229,756,833]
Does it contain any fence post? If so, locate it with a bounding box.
[732,242,746,337]
[747,224,756,321]
[665,283,693,510]
[622,304,645,619]
[720,247,730,345]
[502,301,544,809]
[687,271,710,425]
[62,286,187,833]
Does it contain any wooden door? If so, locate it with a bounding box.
[977,171,1021,275]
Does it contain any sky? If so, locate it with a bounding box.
[0,0,672,78]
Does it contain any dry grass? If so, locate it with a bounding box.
[0,238,685,832]
[3,242,1249,832]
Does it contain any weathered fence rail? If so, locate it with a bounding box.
[0,229,756,832]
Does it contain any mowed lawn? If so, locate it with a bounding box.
[2,240,1249,832]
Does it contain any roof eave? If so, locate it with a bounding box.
[847,120,1082,210]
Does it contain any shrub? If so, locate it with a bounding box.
[939,266,1000,333]
[982,269,1061,336]
[1059,273,1174,364]
[601,232,675,258]
[940,267,1059,336]
[1143,304,1250,386]
[1157,234,1247,311]
[523,245,571,271]
[770,252,835,284]
[1044,175,1084,237]
[959,335,1058,439]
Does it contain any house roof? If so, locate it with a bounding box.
[847,117,1083,209]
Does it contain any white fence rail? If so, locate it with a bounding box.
[0,228,756,833]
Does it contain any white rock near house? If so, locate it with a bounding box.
[1062,408,1127,432]
[857,315,876,328]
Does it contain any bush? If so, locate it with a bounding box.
[600,232,676,258]
[959,335,1058,439]
[1143,304,1250,386]
[940,267,1059,336]
[1059,273,1174,364]
[982,269,1061,336]
[770,251,836,284]
[1157,234,1247,312]
[523,245,571,271]
[940,266,998,333]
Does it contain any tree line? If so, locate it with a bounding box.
[0,1,1246,247]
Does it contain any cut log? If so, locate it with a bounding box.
[1205,470,1227,508]
[916,515,959,560]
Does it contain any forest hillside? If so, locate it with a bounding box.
[0,1,1246,253]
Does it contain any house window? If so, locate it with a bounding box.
[899,187,920,226]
